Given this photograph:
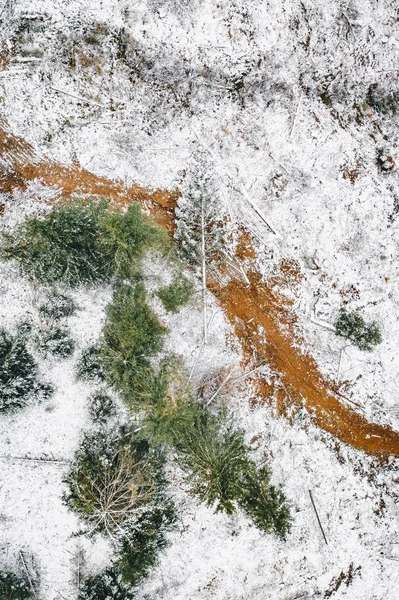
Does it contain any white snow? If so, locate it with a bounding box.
[1,0,399,597]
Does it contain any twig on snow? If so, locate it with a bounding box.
[239,183,278,235]
[189,311,217,381]
[19,552,38,599]
[201,196,208,344]
[233,363,267,382]
[206,365,238,406]
[221,249,250,284]
[337,347,345,382]
[309,490,328,545]
[50,86,108,109]
[169,305,195,327]
[290,90,304,140]
[310,316,335,332]
[0,454,69,464]
[268,152,291,175]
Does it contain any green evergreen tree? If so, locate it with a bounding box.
[173,405,291,534]
[39,292,76,319]
[76,345,106,382]
[335,308,382,351]
[0,199,113,286]
[35,324,75,358]
[239,466,291,539]
[0,571,33,600]
[64,427,162,536]
[88,390,117,425]
[0,328,38,412]
[156,275,194,313]
[143,355,199,446]
[176,416,252,514]
[116,497,176,588]
[78,569,134,600]
[101,283,166,406]
[101,202,168,280]
[0,198,167,287]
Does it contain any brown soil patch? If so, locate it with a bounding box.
[1,117,399,457]
[279,258,302,285]
[235,228,256,260]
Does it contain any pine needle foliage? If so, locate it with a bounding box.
[176,415,253,514]
[0,199,112,286]
[101,202,169,281]
[171,404,291,532]
[239,466,291,539]
[88,390,117,425]
[76,345,106,382]
[143,356,199,446]
[67,428,176,594]
[0,328,38,412]
[39,292,76,320]
[335,308,382,351]
[144,395,200,447]
[156,275,194,313]
[101,283,166,406]
[35,325,75,358]
[0,571,33,600]
[64,427,162,537]
[139,357,291,536]
[78,569,134,600]
[116,498,177,588]
[77,496,176,596]
[0,198,167,286]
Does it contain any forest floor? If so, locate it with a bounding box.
[2,2,399,596]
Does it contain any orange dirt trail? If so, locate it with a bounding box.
[0,117,178,231]
[1,118,399,458]
[208,268,399,457]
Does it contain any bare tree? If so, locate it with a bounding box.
[175,153,225,344]
[67,447,156,539]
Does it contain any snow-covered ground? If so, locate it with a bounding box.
[1,0,399,598]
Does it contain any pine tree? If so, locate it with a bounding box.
[0,328,38,412]
[143,355,199,446]
[35,324,75,358]
[238,466,291,539]
[176,416,252,514]
[88,390,117,425]
[0,198,167,287]
[156,275,194,313]
[39,292,76,319]
[116,496,176,588]
[78,569,134,600]
[64,427,162,537]
[0,571,33,600]
[76,345,106,382]
[101,283,166,406]
[0,199,114,286]
[335,308,382,351]
[175,156,224,266]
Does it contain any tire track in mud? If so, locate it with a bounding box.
[1,117,398,458]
